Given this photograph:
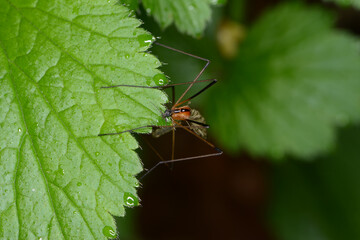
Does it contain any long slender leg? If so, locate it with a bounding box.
[100,78,215,90]
[154,42,211,106]
[176,123,220,150]
[173,79,217,108]
[172,125,175,161]
[171,85,175,105]
[170,124,176,170]
[186,119,209,128]
[140,135,165,162]
[98,125,172,136]
[139,137,222,180]
[139,150,222,180]
[139,121,222,179]
[98,124,198,136]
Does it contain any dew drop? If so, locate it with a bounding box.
[102,226,116,238]
[125,54,130,59]
[18,128,22,133]
[152,73,168,86]
[95,152,100,156]
[77,182,82,186]
[32,188,36,192]
[137,34,155,48]
[124,192,139,207]
[146,8,152,14]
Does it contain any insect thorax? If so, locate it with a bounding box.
[162,109,172,118]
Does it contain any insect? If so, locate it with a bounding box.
[99,42,222,179]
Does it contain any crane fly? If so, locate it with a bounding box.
[99,42,223,179]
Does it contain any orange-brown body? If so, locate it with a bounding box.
[171,106,191,121]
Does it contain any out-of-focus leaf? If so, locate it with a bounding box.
[324,0,360,9]
[119,0,139,11]
[206,3,360,159]
[0,0,167,239]
[269,125,360,240]
[140,0,221,36]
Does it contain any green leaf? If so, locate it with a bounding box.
[141,0,219,36]
[0,0,167,239]
[206,3,360,159]
[324,0,360,9]
[269,125,360,240]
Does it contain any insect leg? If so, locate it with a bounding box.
[173,78,218,107]
[154,43,211,106]
[139,148,222,180]
[186,119,209,128]
[98,124,196,136]
[139,122,222,180]
[100,78,216,90]
[98,125,172,136]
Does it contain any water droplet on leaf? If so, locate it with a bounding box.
[153,73,168,86]
[124,192,139,207]
[137,34,155,48]
[95,152,100,156]
[102,226,116,238]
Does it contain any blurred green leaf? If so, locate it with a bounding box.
[121,0,223,36]
[207,3,360,159]
[0,0,167,239]
[324,0,360,9]
[119,0,139,11]
[269,125,360,240]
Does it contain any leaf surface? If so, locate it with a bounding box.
[0,0,167,239]
[206,3,360,159]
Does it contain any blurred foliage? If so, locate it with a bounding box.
[206,3,360,159]
[119,0,226,36]
[269,125,360,240]
[325,0,360,9]
[119,0,139,11]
